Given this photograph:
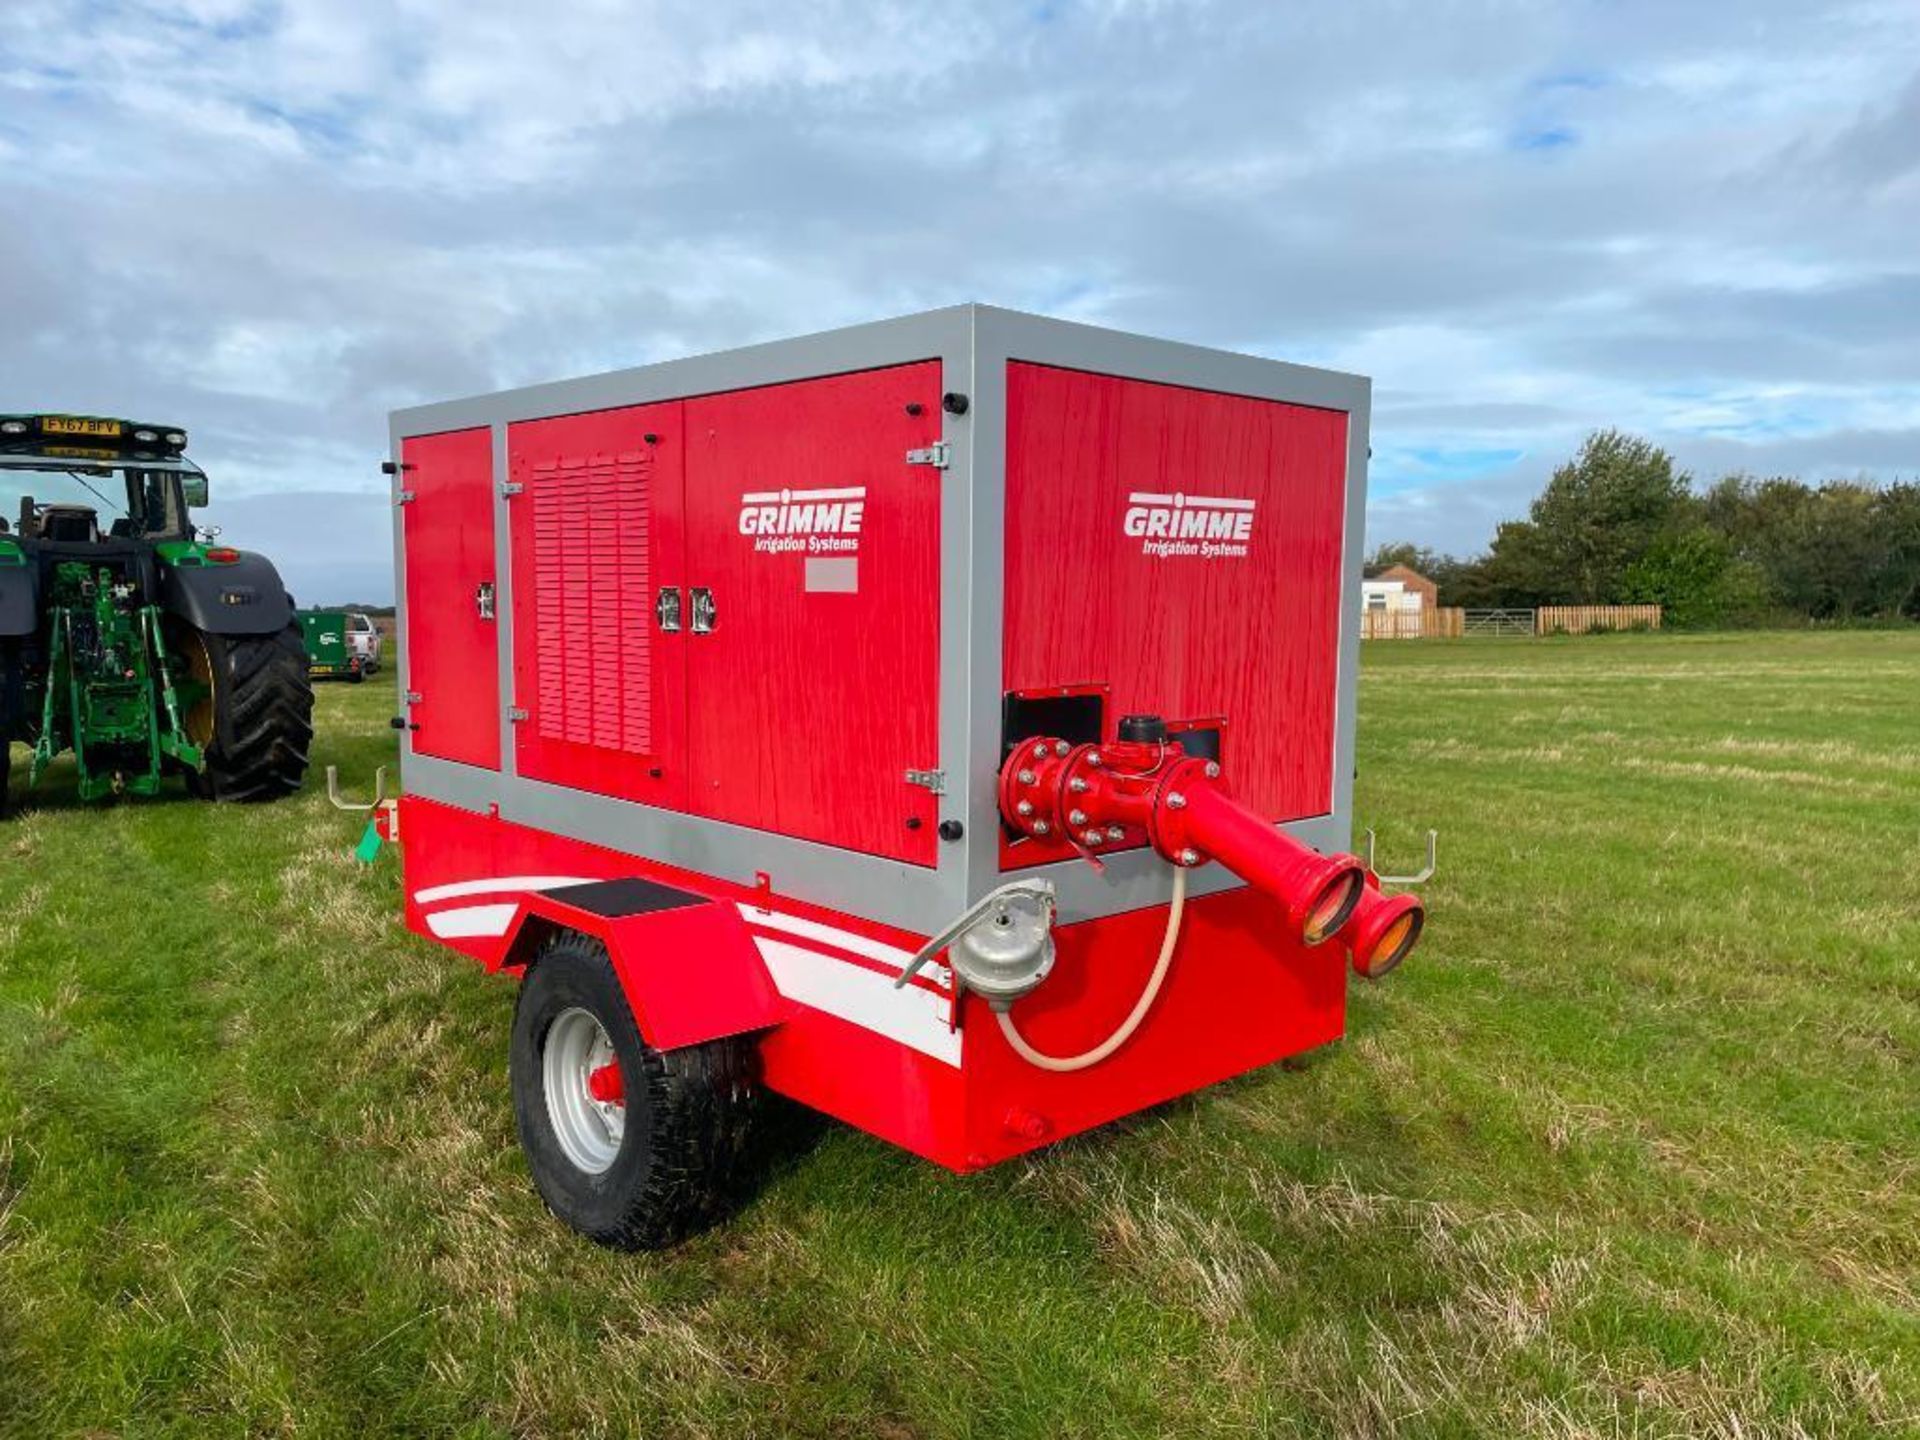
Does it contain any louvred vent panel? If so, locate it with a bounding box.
[530,449,652,754]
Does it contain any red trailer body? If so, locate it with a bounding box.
[388,306,1411,1241]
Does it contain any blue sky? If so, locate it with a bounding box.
[2,0,1916,602]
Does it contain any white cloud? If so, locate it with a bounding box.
[1,0,1917,591]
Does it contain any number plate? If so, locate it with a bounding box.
[43,416,122,437]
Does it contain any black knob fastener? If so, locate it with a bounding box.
[938,819,965,842]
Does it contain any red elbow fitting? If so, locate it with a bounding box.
[1345,878,1424,979]
[1159,780,1365,945]
[997,736,1367,948]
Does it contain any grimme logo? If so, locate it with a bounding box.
[1123,491,1256,559]
[738,486,865,555]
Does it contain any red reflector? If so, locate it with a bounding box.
[206,547,241,564]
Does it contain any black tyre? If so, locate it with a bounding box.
[510,932,761,1249]
[0,641,18,816]
[181,623,315,802]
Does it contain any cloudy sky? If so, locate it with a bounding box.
[3,1,1916,603]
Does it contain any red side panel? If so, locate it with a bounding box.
[960,886,1347,1169]
[1002,363,1348,868]
[402,427,500,770]
[682,363,944,865]
[507,404,686,809]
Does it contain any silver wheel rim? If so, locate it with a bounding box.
[543,1007,626,1175]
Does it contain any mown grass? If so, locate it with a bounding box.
[1,631,1916,1438]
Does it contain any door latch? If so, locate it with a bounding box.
[690,587,717,634]
[475,581,496,620]
[655,586,683,633]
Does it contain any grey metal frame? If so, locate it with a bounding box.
[389,304,1370,932]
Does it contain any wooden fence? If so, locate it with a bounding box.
[1361,607,1464,639]
[1368,605,1665,639]
[1535,605,1662,635]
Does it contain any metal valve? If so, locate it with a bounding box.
[893,879,1057,1012]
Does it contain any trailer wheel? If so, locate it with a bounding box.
[510,932,761,1249]
[179,623,315,802]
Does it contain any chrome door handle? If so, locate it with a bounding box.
[656,586,682,632]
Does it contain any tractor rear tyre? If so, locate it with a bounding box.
[511,932,761,1249]
[0,641,17,815]
[181,624,314,803]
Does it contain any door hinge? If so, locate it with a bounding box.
[395,490,417,505]
[905,768,946,795]
[405,690,423,705]
[508,707,529,723]
[500,482,524,497]
[905,441,950,470]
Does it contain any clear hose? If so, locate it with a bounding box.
[995,865,1188,1073]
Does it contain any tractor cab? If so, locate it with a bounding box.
[0,414,206,550]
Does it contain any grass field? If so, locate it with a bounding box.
[1,631,1916,1438]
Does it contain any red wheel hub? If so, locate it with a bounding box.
[587,1061,625,1104]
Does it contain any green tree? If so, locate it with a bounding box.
[1620,526,1768,627]
[1466,430,1697,606]
[1869,483,1920,618]
[1513,430,1696,603]
[1757,482,1887,619]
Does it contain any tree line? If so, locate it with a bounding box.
[1372,430,1920,626]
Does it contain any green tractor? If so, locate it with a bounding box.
[0,414,314,809]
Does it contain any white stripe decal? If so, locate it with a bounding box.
[753,937,961,1066]
[425,903,521,939]
[414,875,596,905]
[734,903,931,978]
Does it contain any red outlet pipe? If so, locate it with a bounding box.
[997,736,1367,948]
[1345,878,1424,979]
[1168,783,1366,945]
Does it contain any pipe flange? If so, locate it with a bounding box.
[1145,755,1218,865]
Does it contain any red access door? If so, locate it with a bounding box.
[506,404,687,809]
[402,427,501,770]
[682,364,943,864]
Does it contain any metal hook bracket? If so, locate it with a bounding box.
[326,765,388,813]
[1363,827,1438,886]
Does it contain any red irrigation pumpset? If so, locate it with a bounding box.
[360,306,1431,1248]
